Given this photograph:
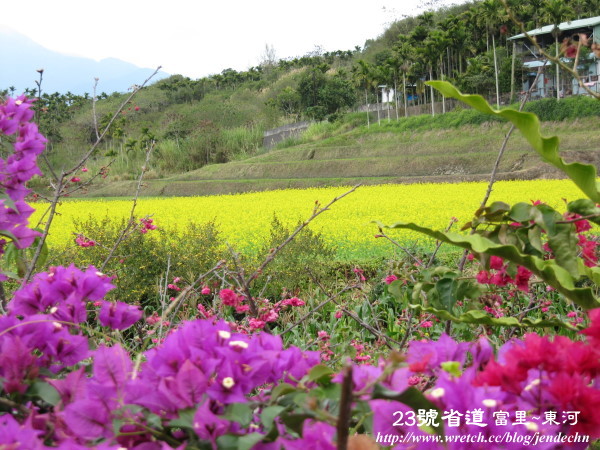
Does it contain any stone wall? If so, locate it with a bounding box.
[262,121,311,149]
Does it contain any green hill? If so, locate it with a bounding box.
[84,112,600,197]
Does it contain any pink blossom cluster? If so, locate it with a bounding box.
[0,96,47,274]
[475,255,533,292]
[216,289,306,330]
[139,217,157,233]
[74,233,95,248]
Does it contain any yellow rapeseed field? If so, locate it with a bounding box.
[33,179,585,260]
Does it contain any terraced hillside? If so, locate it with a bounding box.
[86,117,600,197]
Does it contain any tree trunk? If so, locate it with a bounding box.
[429,66,435,117]
[394,77,399,121]
[387,89,391,123]
[556,35,560,101]
[440,56,446,114]
[377,88,381,126]
[493,34,500,109]
[510,41,516,103]
[403,72,408,118]
[364,88,370,128]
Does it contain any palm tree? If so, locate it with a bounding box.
[352,60,374,128]
[421,31,446,116]
[479,0,505,108]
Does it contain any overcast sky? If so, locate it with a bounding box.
[4,0,464,79]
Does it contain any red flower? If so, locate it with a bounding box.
[514,266,532,292]
[489,255,504,270]
[581,308,600,346]
[219,288,241,307]
[384,274,398,284]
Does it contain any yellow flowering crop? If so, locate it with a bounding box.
[33,179,585,260]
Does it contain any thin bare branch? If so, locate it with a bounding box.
[92,78,101,142]
[248,184,361,282]
[99,142,154,272]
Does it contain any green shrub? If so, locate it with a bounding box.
[252,215,337,299]
[56,217,224,310]
[523,95,600,121]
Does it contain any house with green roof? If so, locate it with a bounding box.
[509,16,600,98]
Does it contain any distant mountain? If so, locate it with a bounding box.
[0,26,170,95]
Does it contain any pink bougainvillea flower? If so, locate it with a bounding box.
[74,234,95,248]
[98,301,142,330]
[489,255,504,270]
[219,288,241,307]
[384,274,398,284]
[248,318,266,330]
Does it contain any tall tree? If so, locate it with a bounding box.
[352,60,374,128]
[480,0,505,108]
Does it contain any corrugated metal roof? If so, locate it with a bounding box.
[524,60,551,68]
[509,16,600,40]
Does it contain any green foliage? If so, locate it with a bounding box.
[523,95,600,121]
[57,217,224,308]
[380,81,600,318]
[297,67,356,121]
[254,215,337,299]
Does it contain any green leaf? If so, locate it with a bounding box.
[379,221,599,310]
[0,193,17,211]
[372,385,444,438]
[408,303,576,329]
[428,81,600,203]
[307,364,334,384]
[238,433,266,450]
[481,201,511,221]
[435,278,457,312]
[567,199,600,225]
[455,279,482,302]
[532,205,559,235]
[508,203,533,223]
[216,435,239,450]
[146,413,162,429]
[280,412,314,436]
[112,418,124,436]
[387,279,404,300]
[29,381,60,406]
[0,230,18,242]
[261,406,286,432]
[31,230,49,269]
[223,403,253,428]
[547,224,579,278]
[168,408,195,429]
[270,382,296,402]
[527,227,543,253]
